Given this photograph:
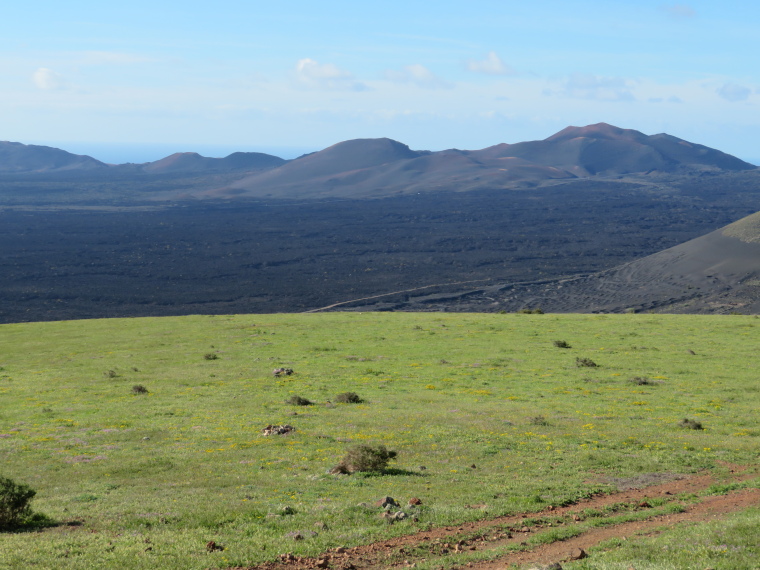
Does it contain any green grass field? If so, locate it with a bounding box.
[1,312,758,569]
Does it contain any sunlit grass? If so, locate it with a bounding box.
[0,312,758,568]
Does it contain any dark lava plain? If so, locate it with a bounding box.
[3,170,760,323]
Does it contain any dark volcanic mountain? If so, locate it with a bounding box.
[0,141,108,173]
[215,123,755,199]
[472,123,754,176]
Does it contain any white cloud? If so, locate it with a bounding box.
[717,83,751,102]
[294,58,366,91]
[547,73,635,102]
[32,67,66,90]
[384,64,451,89]
[662,4,696,19]
[466,52,514,76]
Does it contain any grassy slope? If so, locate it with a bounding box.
[0,313,758,569]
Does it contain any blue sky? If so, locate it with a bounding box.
[2,1,759,163]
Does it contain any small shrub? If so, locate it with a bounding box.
[553,340,571,349]
[335,392,363,404]
[132,385,149,395]
[104,370,118,378]
[285,395,313,406]
[629,376,653,385]
[203,353,218,360]
[0,476,36,529]
[679,418,704,430]
[332,444,397,474]
[518,308,544,314]
[528,415,549,426]
[576,357,598,368]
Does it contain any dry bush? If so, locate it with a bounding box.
[576,357,598,368]
[553,340,571,348]
[331,444,397,474]
[335,392,363,404]
[629,376,654,385]
[131,385,148,394]
[285,395,313,406]
[678,418,704,430]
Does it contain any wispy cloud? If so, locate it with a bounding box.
[294,58,367,91]
[661,4,697,19]
[546,73,635,102]
[717,82,751,102]
[384,64,451,89]
[466,52,514,76]
[32,67,66,90]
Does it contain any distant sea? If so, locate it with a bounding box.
[29,142,319,164]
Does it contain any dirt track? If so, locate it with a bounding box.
[238,466,758,570]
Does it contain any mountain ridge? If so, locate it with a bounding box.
[1,124,755,200]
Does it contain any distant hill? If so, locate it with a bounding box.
[215,123,756,199]
[0,141,108,173]
[0,141,285,176]
[140,151,286,173]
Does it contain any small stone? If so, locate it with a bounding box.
[316,558,330,568]
[408,497,422,506]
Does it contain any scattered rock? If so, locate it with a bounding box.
[408,497,422,506]
[205,541,224,552]
[375,496,399,508]
[287,531,304,541]
[314,521,329,530]
[316,558,330,568]
[569,547,587,560]
[273,368,294,376]
[262,424,295,436]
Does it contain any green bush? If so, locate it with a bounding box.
[0,476,36,530]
